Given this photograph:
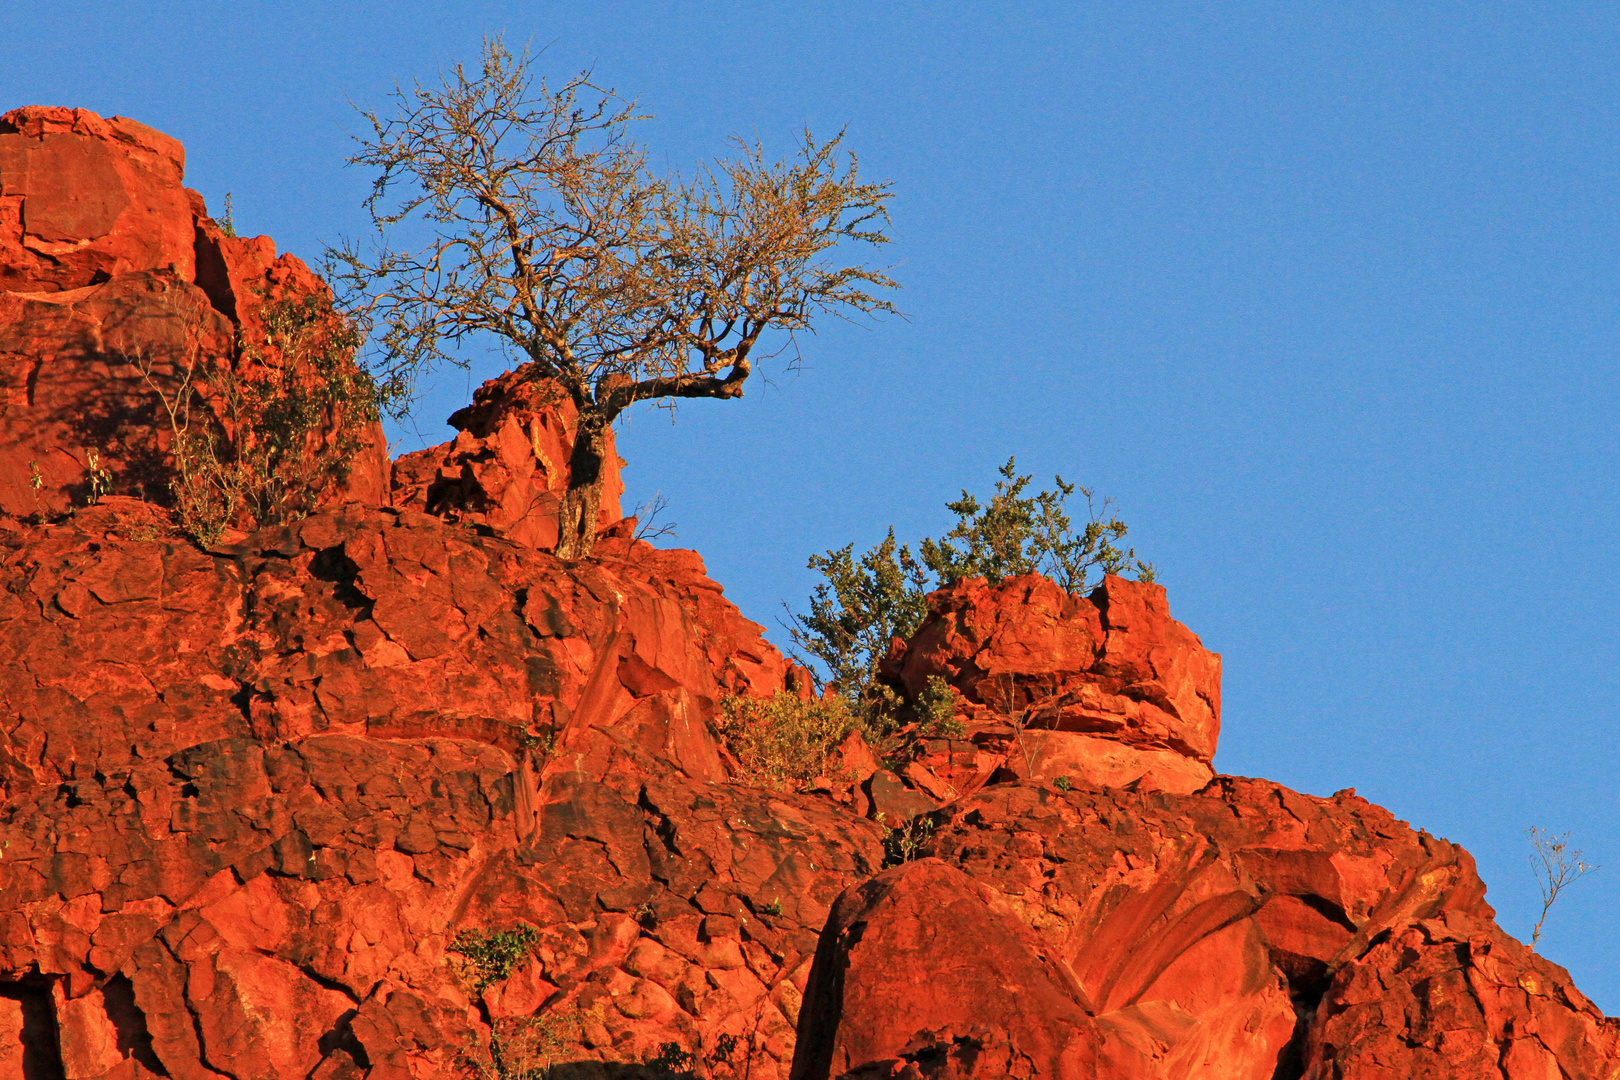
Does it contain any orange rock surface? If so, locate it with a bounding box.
[392,366,625,552]
[0,105,389,522]
[1,109,1615,1080]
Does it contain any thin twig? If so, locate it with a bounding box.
[1527,826,1598,948]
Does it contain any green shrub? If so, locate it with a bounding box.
[787,527,932,701]
[137,291,386,544]
[786,457,1155,738]
[919,457,1154,592]
[916,675,965,740]
[448,923,541,994]
[717,692,857,787]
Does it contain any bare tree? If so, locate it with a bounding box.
[329,37,898,557]
[1527,826,1598,949]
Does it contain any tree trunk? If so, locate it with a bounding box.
[555,413,608,559]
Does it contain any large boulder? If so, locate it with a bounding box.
[792,779,1620,1080]
[885,573,1221,795]
[0,106,195,293]
[791,859,1097,1078]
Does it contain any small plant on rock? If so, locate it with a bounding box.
[516,726,555,759]
[459,1014,567,1080]
[717,691,857,788]
[83,450,113,505]
[881,814,938,868]
[1527,827,1598,949]
[448,923,541,994]
[787,457,1155,747]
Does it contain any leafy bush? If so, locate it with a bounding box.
[920,457,1154,592]
[915,674,966,740]
[138,291,384,544]
[717,692,857,787]
[448,923,541,994]
[786,457,1155,727]
[789,527,932,699]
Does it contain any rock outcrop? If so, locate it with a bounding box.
[1,109,1615,1080]
[0,499,859,1079]
[793,782,1618,1078]
[0,106,392,523]
[881,573,1221,797]
[391,366,625,552]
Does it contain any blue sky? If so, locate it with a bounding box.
[9,2,1617,1006]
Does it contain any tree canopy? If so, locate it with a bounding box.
[329,38,898,556]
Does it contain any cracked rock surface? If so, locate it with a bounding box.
[2,106,1616,1080]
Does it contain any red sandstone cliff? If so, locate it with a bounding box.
[0,108,1614,1080]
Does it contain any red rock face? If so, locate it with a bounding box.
[0,105,390,521]
[0,108,195,294]
[1,109,1616,1080]
[792,782,1620,1080]
[882,574,1221,797]
[391,365,625,551]
[0,501,850,1079]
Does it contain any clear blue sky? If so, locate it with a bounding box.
[8,2,1617,1006]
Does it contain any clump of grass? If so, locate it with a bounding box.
[717,692,857,787]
